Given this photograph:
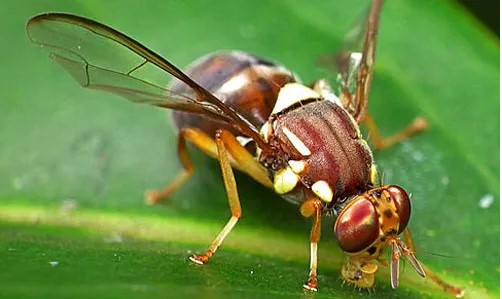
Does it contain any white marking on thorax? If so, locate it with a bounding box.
[281,126,311,156]
[370,164,379,185]
[311,79,342,106]
[350,52,363,65]
[259,121,271,142]
[288,160,306,173]
[321,90,342,106]
[236,136,253,148]
[311,180,333,203]
[273,166,299,194]
[272,83,320,114]
[256,121,271,158]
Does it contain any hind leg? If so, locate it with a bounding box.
[145,128,217,204]
[189,129,271,263]
[363,114,428,150]
[146,127,272,204]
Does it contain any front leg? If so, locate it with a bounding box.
[402,228,464,297]
[300,198,323,291]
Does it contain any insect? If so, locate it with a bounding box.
[27,1,463,296]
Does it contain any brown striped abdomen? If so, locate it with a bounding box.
[171,51,297,138]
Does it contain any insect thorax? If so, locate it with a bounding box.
[259,83,375,206]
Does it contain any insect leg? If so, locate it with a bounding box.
[363,113,428,150]
[146,128,217,204]
[190,129,264,264]
[215,132,273,190]
[147,128,272,205]
[300,198,323,291]
[402,228,464,297]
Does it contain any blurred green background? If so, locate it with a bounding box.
[0,1,499,298]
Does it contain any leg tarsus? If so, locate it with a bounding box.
[189,216,240,265]
[422,265,464,298]
[145,171,192,205]
[402,228,464,297]
[303,241,319,292]
[189,254,207,265]
[145,129,196,205]
[303,272,318,292]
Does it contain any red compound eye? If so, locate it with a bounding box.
[334,197,379,253]
[387,185,411,234]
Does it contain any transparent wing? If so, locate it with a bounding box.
[27,13,268,147]
[325,0,383,123]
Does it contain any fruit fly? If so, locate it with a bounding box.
[27,1,463,296]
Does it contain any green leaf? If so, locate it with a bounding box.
[0,0,498,298]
